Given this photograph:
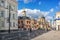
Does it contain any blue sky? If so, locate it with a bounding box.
[17,0,60,21]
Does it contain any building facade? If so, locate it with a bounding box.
[31,19,40,30]
[55,12,60,30]
[18,10,31,30]
[34,20,39,30]
[38,17,45,29]
[18,16,31,30]
[0,0,18,31]
[38,16,50,30]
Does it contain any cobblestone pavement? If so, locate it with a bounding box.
[31,30,60,40]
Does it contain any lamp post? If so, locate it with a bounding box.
[8,4,11,33]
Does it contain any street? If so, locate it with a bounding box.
[31,30,60,40]
[1,29,60,40]
[30,29,48,39]
[20,29,49,40]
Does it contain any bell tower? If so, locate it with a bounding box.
[22,10,26,16]
[22,8,26,16]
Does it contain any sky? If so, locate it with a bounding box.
[17,0,60,21]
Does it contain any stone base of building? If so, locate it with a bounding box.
[56,26,60,31]
[0,29,18,33]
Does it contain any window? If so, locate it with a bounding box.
[0,11,4,17]
[22,26,24,28]
[12,5,15,10]
[7,17,9,23]
[14,6,17,11]
[21,21,23,24]
[13,14,15,19]
[0,11,1,17]
[13,22,15,27]
[6,3,9,9]
[58,16,60,18]
[0,21,4,27]
[11,5,13,11]
[27,21,29,24]
[0,21,1,27]
[10,5,15,11]
[16,23,18,26]
[1,11,4,17]
[0,0,5,7]
[29,21,30,24]
[18,21,20,24]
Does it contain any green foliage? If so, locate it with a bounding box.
[38,27,44,30]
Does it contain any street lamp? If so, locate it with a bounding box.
[8,4,11,33]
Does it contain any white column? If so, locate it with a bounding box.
[56,25,58,30]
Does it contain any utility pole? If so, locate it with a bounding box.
[8,4,11,33]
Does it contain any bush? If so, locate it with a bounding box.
[38,28,44,30]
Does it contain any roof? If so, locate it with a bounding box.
[41,16,45,19]
[18,16,31,20]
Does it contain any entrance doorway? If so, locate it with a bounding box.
[58,25,60,30]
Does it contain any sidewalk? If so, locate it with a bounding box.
[31,30,60,40]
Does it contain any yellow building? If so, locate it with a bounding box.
[31,19,39,30]
[38,16,50,30]
[31,19,35,29]
[38,17,45,28]
[55,12,60,30]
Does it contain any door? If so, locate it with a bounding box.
[58,25,60,30]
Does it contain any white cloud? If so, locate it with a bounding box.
[18,10,24,16]
[18,8,53,21]
[46,16,53,20]
[41,11,50,16]
[24,0,29,3]
[16,0,22,1]
[23,0,32,4]
[50,8,54,12]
